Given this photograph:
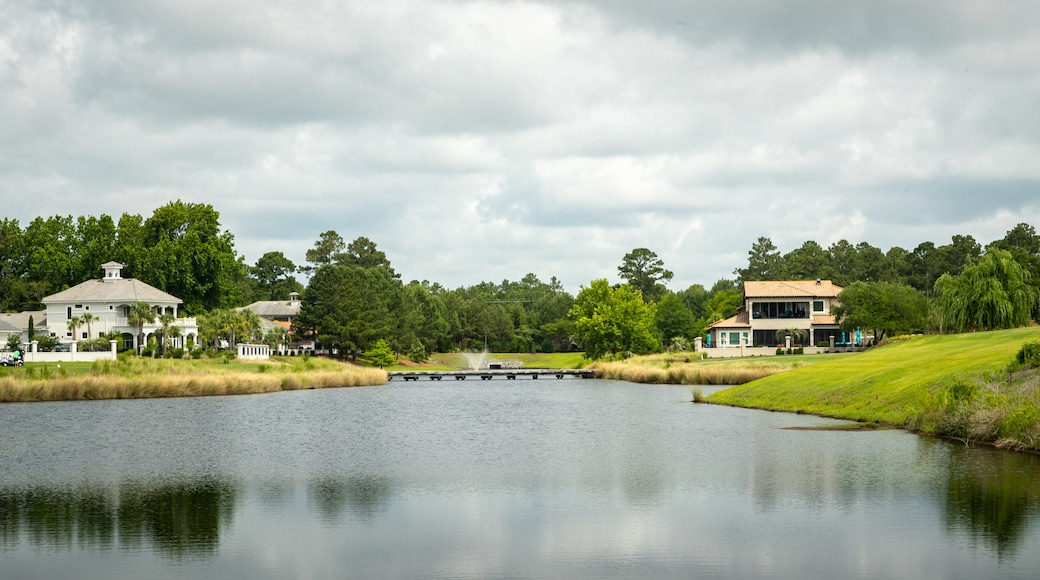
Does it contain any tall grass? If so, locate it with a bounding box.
[912,367,1040,451]
[0,357,387,403]
[591,360,795,385]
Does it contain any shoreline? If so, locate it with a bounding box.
[0,356,388,403]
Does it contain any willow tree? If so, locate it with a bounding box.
[934,249,1038,332]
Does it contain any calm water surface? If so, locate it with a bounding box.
[2,379,1040,579]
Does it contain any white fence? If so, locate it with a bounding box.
[22,340,118,363]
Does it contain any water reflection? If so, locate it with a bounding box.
[0,478,237,560]
[942,445,1040,558]
[308,475,395,522]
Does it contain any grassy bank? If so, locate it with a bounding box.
[0,356,388,403]
[708,327,1040,450]
[587,352,834,385]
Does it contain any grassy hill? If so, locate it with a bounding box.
[709,327,1040,449]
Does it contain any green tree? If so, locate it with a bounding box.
[569,279,659,359]
[736,237,785,281]
[345,236,393,270]
[654,292,697,345]
[137,202,244,313]
[782,240,833,281]
[249,251,303,301]
[367,339,398,368]
[296,264,401,359]
[157,312,180,355]
[618,248,673,303]
[303,230,347,272]
[80,312,99,340]
[832,281,928,343]
[934,249,1038,332]
[66,315,82,341]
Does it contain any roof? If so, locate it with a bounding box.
[743,280,842,299]
[43,278,181,304]
[240,299,301,318]
[812,314,838,325]
[0,311,48,331]
[708,311,750,329]
[0,319,20,333]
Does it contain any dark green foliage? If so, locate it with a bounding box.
[617,247,673,303]
[407,340,428,363]
[654,292,697,345]
[1015,341,1040,368]
[832,281,928,343]
[735,237,784,281]
[247,251,303,301]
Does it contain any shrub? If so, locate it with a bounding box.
[776,348,784,355]
[1016,341,1040,368]
[168,348,185,359]
[793,347,804,355]
[407,341,429,364]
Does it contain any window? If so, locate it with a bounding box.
[813,300,824,312]
[75,304,82,309]
[729,332,741,345]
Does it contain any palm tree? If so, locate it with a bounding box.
[158,312,181,355]
[775,328,807,346]
[80,312,99,340]
[127,302,156,354]
[66,315,82,342]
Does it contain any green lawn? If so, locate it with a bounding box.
[709,327,1040,426]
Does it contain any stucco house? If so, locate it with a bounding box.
[0,311,47,347]
[239,292,301,323]
[238,292,313,353]
[42,261,199,351]
[708,280,844,348]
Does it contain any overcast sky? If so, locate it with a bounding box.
[3,0,1039,293]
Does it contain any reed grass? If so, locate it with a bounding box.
[586,354,816,385]
[0,357,387,403]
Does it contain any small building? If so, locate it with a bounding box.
[708,280,844,348]
[239,292,301,323]
[0,311,48,347]
[238,292,313,354]
[41,262,199,351]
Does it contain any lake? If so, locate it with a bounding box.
[2,378,1040,579]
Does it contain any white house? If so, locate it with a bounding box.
[42,261,199,351]
[708,280,844,348]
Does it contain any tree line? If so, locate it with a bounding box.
[3,201,1039,359]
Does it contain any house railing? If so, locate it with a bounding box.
[112,317,198,328]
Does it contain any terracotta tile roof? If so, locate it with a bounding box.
[744,280,842,299]
[812,315,838,325]
[708,311,750,329]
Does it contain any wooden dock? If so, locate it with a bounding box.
[387,369,596,382]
